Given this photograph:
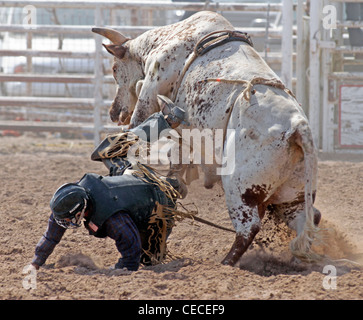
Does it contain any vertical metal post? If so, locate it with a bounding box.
[322,44,334,152]
[264,1,270,61]
[93,5,103,147]
[26,20,32,97]
[296,0,307,109]
[322,0,331,152]
[281,0,293,89]
[309,0,322,148]
[322,0,341,152]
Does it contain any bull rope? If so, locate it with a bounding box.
[197,76,296,102]
[163,204,235,234]
[197,77,297,149]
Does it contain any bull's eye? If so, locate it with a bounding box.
[113,66,117,74]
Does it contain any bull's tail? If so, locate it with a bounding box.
[289,123,323,262]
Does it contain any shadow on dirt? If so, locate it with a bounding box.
[238,250,310,276]
[237,250,355,277]
[54,252,194,276]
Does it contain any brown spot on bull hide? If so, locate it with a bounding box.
[241,184,269,207]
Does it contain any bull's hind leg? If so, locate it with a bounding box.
[221,216,260,266]
[221,190,267,266]
[220,146,276,266]
[269,194,321,240]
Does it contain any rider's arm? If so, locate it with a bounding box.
[31,213,66,269]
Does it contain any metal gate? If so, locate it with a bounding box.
[309,0,363,153]
[0,0,293,146]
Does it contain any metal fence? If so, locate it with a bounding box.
[1,0,297,146]
[310,0,363,153]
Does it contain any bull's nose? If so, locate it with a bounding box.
[109,108,119,123]
[110,113,119,123]
[110,109,124,124]
[119,111,131,125]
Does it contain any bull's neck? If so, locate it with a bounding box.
[127,29,162,65]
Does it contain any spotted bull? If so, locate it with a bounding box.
[92,11,322,266]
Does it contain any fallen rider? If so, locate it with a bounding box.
[31,95,188,272]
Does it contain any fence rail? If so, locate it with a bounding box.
[0,24,288,38]
[0,1,284,11]
[0,0,296,146]
[0,120,119,132]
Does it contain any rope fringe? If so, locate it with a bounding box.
[98,131,144,159]
[132,162,181,203]
[140,202,199,266]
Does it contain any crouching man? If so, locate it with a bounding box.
[31,95,188,271]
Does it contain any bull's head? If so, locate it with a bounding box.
[92,27,144,125]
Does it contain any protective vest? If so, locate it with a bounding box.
[78,173,168,237]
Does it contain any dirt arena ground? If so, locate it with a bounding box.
[1,134,363,300]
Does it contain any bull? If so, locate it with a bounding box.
[92,11,322,266]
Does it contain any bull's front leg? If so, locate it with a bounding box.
[129,77,161,128]
[129,97,158,128]
[167,138,188,199]
[167,163,188,199]
[129,58,179,128]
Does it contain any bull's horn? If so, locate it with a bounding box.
[92,27,130,45]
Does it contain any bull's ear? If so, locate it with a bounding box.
[102,44,127,59]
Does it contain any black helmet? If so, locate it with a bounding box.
[50,183,89,229]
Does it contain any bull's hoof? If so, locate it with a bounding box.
[221,257,236,267]
[166,176,188,199]
[313,207,321,226]
[176,179,188,199]
[204,182,214,189]
[221,236,245,267]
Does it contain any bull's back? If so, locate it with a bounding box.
[176,41,279,130]
[132,11,234,60]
